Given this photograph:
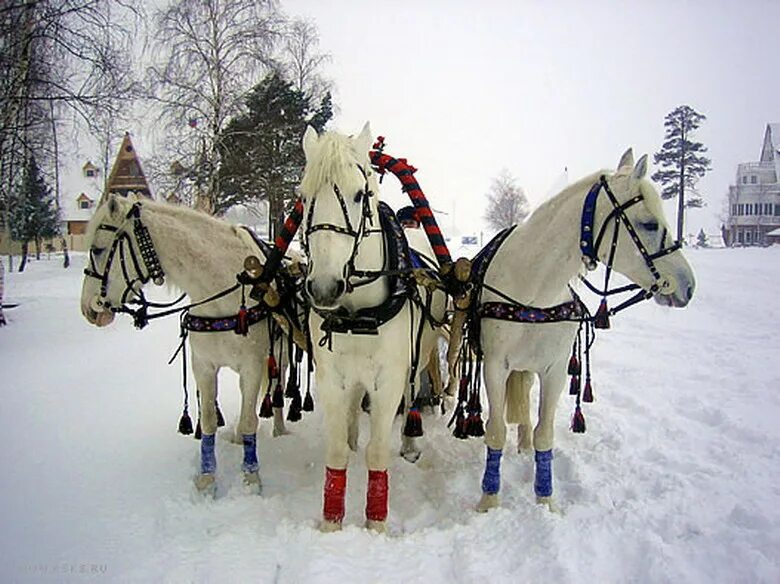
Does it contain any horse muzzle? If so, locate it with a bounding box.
[82,296,116,327]
[305,276,347,309]
[654,273,695,308]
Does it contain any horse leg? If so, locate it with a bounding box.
[477,360,510,512]
[319,380,353,532]
[192,359,219,496]
[364,384,401,533]
[505,370,534,453]
[533,366,567,512]
[237,368,263,491]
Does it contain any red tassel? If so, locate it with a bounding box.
[458,376,468,402]
[466,413,485,437]
[569,375,580,395]
[323,467,347,524]
[272,382,284,408]
[287,393,302,422]
[453,406,468,439]
[302,390,314,412]
[567,354,581,375]
[403,407,423,437]
[594,299,611,329]
[236,305,248,335]
[178,410,193,435]
[259,392,273,418]
[571,406,586,433]
[365,469,389,522]
[267,354,279,379]
[582,379,594,403]
[194,419,202,440]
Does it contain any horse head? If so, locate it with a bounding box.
[590,149,695,308]
[299,122,381,310]
[80,193,145,327]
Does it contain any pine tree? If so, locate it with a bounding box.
[10,156,60,272]
[218,72,333,236]
[652,105,711,243]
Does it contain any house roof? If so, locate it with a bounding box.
[767,228,780,237]
[105,133,152,198]
[760,123,780,183]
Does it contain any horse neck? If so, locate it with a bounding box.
[138,203,246,311]
[490,180,591,306]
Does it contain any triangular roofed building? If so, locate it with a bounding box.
[105,132,152,199]
[724,123,780,246]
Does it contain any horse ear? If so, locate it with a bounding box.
[618,148,634,171]
[355,121,373,157]
[632,154,648,180]
[302,125,319,160]
[107,193,120,218]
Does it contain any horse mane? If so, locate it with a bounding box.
[299,131,366,197]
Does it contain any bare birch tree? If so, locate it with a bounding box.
[145,0,282,214]
[484,169,530,231]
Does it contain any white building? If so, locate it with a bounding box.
[724,123,780,246]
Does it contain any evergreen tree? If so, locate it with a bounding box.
[652,105,711,242]
[11,156,60,272]
[218,72,333,236]
[696,228,709,248]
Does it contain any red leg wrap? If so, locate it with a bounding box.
[323,467,347,523]
[366,469,389,522]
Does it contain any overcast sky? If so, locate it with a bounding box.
[284,0,779,239]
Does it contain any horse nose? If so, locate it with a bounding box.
[685,284,695,303]
[306,277,346,307]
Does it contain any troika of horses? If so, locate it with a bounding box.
[80,122,695,532]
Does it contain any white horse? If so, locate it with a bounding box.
[80,194,298,495]
[473,150,695,513]
[299,123,447,532]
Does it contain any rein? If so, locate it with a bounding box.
[579,175,682,327]
[303,164,385,292]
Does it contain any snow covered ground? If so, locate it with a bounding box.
[0,247,778,583]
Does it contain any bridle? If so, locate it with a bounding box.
[84,202,174,318]
[579,174,682,312]
[303,164,384,292]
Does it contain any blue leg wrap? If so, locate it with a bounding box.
[242,433,259,473]
[534,449,553,497]
[201,433,216,475]
[481,447,503,495]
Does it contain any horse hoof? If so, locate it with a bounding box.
[318,519,342,533]
[194,473,216,497]
[400,449,421,464]
[536,495,561,514]
[365,520,386,534]
[476,493,499,513]
[243,471,262,493]
[273,426,290,437]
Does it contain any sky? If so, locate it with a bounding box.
[283,0,780,240]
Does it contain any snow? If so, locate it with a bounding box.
[1,248,778,583]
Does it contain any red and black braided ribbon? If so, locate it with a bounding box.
[369,141,452,266]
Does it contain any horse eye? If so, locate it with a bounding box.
[641,221,659,232]
[354,190,364,203]
[92,247,105,257]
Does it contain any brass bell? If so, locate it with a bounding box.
[244,255,263,279]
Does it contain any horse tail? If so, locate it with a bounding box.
[505,370,534,424]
